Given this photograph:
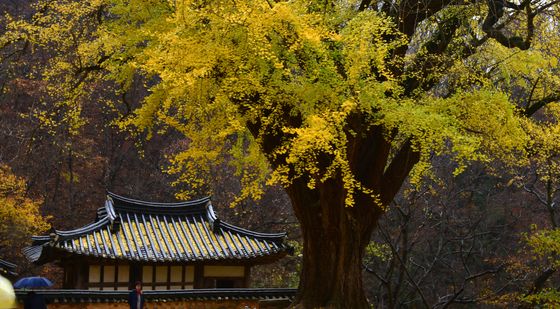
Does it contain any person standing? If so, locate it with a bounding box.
[128,281,145,309]
[23,291,47,309]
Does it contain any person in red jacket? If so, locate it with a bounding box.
[128,281,145,309]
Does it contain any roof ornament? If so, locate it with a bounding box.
[48,227,59,244]
[104,195,121,232]
[104,195,117,221]
[205,203,222,233]
[110,216,121,233]
[212,218,221,234]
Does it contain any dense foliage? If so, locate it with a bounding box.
[2,0,560,307]
[0,165,49,262]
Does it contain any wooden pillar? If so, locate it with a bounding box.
[75,261,88,289]
[194,264,204,289]
[244,266,251,288]
[130,263,141,289]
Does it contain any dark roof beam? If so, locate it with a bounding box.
[269,240,280,252]
[77,236,85,254]
[226,230,244,257]
[233,233,250,257]
[252,237,267,255]
[105,226,121,259]
[69,238,77,254]
[85,234,97,257]
[113,224,128,259]
[242,235,259,257]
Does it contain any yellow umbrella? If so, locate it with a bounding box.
[0,275,15,309]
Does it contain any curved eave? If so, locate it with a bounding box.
[31,217,111,246]
[218,221,287,240]
[0,259,17,277]
[0,269,17,277]
[0,259,16,269]
[24,244,288,265]
[23,245,45,264]
[206,203,287,240]
[26,221,288,264]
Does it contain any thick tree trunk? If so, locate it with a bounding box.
[250,108,419,307]
[288,178,382,308]
[283,125,419,308]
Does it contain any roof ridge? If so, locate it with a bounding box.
[107,191,210,208]
[219,221,287,240]
[205,203,286,240]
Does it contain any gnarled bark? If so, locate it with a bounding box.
[285,125,420,308]
[287,178,380,308]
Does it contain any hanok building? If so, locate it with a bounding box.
[24,192,289,291]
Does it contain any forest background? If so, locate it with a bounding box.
[2,0,560,307]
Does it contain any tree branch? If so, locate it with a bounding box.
[482,0,534,50]
[524,94,560,116]
[529,267,556,294]
[380,140,420,205]
[397,0,471,37]
[401,16,461,96]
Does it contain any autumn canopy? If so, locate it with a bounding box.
[3,0,560,307]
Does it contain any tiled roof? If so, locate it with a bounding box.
[0,259,17,277]
[24,192,288,264]
[15,288,296,303]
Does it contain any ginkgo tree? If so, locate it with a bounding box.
[0,165,49,262]
[3,0,560,307]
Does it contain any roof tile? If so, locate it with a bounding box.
[25,192,287,264]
